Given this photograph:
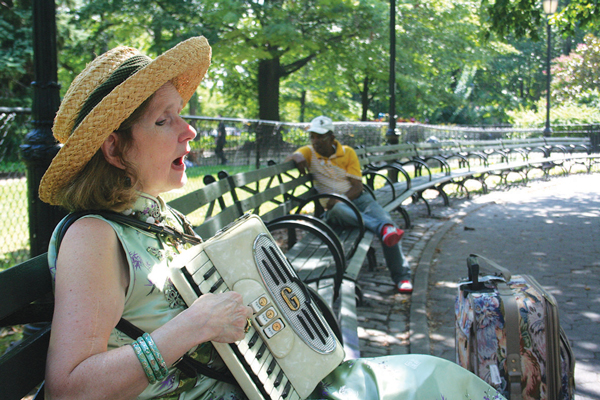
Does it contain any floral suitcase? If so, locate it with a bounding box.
[455,254,575,400]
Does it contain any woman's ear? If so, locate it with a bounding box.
[101,132,126,169]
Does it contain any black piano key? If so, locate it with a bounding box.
[248,331,260,348]
[274,369,284,387]
[281,381,292,398]
[210,277,225,293]
[267,358,277,375]
[256,342,267,360]
[181,266,203,297]
[203,265,217,280]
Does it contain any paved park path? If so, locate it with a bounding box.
[357,173,600,399]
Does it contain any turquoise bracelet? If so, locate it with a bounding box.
[142,333,169,378]
[131,340,156,384]
[137,337,165,381]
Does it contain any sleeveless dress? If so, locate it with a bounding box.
[48,193,505,400]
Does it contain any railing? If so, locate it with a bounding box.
[1,106,599,268]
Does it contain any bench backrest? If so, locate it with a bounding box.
[0,254,53,400]
[168,161,317,238]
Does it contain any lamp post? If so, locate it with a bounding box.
[386,0,398,146]
[542,0,559,137]
[20,0,65,257]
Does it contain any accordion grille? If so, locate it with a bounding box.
[253,233,337,355]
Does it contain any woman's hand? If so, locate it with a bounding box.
[186,291,253,343]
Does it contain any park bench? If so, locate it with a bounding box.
[2,136,599,400]
[356,136,598,227]
[0,160,374,400]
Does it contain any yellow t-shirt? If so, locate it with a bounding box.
[295,140,362,196]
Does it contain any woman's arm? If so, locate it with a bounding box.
[46,217,251,400]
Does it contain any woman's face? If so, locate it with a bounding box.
[127,82,197,197]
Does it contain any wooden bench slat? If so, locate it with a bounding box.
[0,254,53,321]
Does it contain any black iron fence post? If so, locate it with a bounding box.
[20,0,65,258]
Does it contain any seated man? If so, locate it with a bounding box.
[287,116,413,294]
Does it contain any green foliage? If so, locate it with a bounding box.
[2,0,598,128]
[481,0,600,39]
[0,0,33,107]
[508,99,600,128]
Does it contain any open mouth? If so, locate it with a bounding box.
[173,154,186,166]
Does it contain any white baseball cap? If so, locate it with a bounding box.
[307,116,334,134]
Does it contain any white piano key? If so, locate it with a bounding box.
[243,337,265,366]
[183,251,210,275]
[262,364,282,396]
[269,373,289,399]
[236,326,257,356]
[257,353,275,384]
[198,273,224,294]
[249,352,266,376]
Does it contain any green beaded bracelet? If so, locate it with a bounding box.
[142,333,169,378]
[131,340,156,384]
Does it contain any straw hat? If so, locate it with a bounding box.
[39,36,212,205]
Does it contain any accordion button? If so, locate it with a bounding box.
[264,319,285,338]
[256,307,277,326]
[250,295,270,313]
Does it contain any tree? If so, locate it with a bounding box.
[481,0,600,39]
[208,0,384,121]
[0,0,33,107]
[552,33,600,106]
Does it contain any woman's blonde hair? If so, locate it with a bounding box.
[55,94,155,212]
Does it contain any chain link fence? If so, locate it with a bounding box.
[1,107,598,268]
[0,108,30,270]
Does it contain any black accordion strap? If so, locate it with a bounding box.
[56,210,236,385]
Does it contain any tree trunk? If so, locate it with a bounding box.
[258,58,281,121]
[255,58,282,166]
[361,75,370,121]
[300,89,306,122]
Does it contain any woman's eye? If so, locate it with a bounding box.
[156,119,167,126]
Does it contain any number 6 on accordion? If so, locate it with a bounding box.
[169,214,345,400]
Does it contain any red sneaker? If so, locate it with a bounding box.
[381,224,404,247]
[397,280,413,294]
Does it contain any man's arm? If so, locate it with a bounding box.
[345,177,363,200]
[285,152,309,175]
[325,177,363,209]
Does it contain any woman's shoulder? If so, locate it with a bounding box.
[59,215,121,253]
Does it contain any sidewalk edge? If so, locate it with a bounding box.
[408,201,492,355]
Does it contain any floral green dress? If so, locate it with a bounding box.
[48,193,505,400]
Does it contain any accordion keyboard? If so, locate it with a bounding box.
[173,251,301,400]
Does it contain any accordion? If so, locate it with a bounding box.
[169,214,345,400]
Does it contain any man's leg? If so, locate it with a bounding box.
[382,241,411,284]
[324,200,382,233]
[353,193,413,293]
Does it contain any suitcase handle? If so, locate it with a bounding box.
[468,254,512,282]
[466,255,483,290]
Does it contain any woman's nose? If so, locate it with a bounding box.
[180,118,197,142]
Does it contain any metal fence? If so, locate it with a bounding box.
[0,108,31,269]
[1,107,599,268]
